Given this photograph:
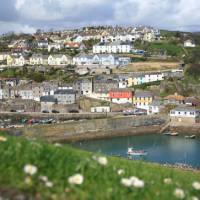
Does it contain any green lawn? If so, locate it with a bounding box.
[0,132,200,200]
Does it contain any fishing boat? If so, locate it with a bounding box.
[185,135,196,139]
[127,147,148,156]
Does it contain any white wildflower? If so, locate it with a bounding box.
[164,178,172,184]
[68,174,84,185]
[130,176,139,182]
[39,175,48,182]
[121,178,132,187]
[174,188,185,199]
[191,197,199,200]
[45,181,54,188]
[54,143,62,147]
[24,164,38,176]
[132,178,145,188]
[97,157,108,166]
[117,169,125,176]
[192,181,200,190]
[0,136,7,142]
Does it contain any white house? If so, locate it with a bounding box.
[144,72,164,83]
[48,43,63,52]
[91,106,111,113]
[93,41,132,54]
[147,100,164,115]
[48,54,71,66]
[19,89,33,100]
[73,54,93,65]
[184,39,196,48]
[9,55,26,66]
[170,106,199,125]
[30,54,48,65]
[0,52,9,61]
[0,88,3,99]
[73,54,123,67]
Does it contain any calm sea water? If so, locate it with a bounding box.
[72,134,200,168]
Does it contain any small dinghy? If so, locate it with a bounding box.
[127,147,148,156]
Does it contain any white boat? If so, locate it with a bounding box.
[163,132,179,136]
[170,132,179,136]
[185,135,196,139]
[127,147,148,156]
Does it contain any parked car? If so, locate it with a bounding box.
[42,110,49,113]
[69,110,79,113]
[52,110,60,113]
[10,109,16,112]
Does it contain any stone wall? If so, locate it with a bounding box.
[23,115,166,141]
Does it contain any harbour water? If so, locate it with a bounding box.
[72,134,200,168]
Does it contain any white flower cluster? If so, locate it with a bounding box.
[68,174,84,185]
[121,176,144,188]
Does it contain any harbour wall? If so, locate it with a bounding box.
[22,115,167,141]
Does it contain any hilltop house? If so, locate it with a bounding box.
[48,54,72,66]
[93,41,132,54]
[128,74,145,87]
[48,43,63,52]
[184,39,196,48]
[30,54,48,65]
[0,52,9,61]
[37,40,48,49]
[7,55,26,67]
[73,54,130,68]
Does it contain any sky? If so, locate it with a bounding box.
[0,0,200,34]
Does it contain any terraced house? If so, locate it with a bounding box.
[133,90,153,109]
[93,41,132,54]
[54,89,76,104]
[109,89,133,104]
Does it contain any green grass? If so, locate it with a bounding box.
[148,42,184,57]
[0,132,200,200]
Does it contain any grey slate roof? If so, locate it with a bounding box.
[135,90,153,98]
[54,89,76,95]
[40,95,57,103]
[171,106,198,112]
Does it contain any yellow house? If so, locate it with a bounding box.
[0,53,9,61]
[133,90,153,109]
[128,75,146,87]
[7,55,14,66]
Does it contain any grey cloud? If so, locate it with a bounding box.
[0,0,200,34]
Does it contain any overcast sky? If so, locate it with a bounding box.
[0,0,200,34]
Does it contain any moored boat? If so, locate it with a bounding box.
[127,147,148,156]
[185,135,196,139]
[170,132,179,136]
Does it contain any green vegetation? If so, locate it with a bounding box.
[0,132,200,200]
[132,81,161,90]
[148,42,184,57]
[0,67,78,83]
[82,39,100,50]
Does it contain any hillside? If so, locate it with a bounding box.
[0,132,200,200]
